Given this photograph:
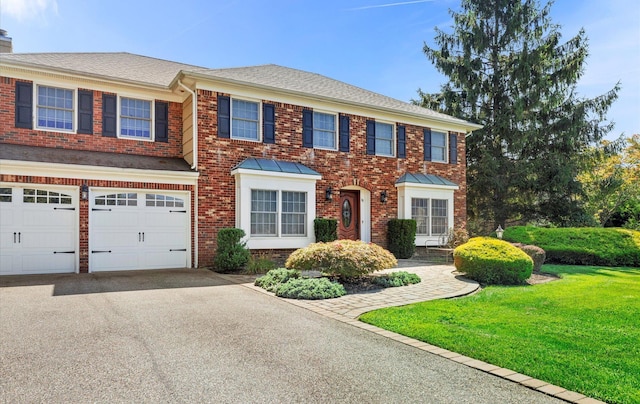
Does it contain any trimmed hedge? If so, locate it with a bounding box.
[275,278,346,300]
[503,226,640,267]
[454,237,533,285]
[387,219,416,259]
[213,228,250,272]
[511,243,547,273]
[285,240,397,280]
[314,218,338,243]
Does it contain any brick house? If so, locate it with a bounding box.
[0,50,481,275]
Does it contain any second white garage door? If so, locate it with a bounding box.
[89,190,190,272]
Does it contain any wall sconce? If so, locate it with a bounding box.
[380,190,388,204]
[495,225,504,240]
[325,187,333,201]
[81,183,89,200]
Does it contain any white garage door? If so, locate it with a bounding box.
[0,186,77,275]
[89,191,189,272]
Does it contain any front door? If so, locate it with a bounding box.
[339,190,360,240]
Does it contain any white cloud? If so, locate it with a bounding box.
[347,0,433,11]
[1,0,58,22]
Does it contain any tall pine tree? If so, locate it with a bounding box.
[416,0,619,232]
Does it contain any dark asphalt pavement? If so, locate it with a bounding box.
[0,269,563,403]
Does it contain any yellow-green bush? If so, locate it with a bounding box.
[454,237,533,285]
[285,240,397,279]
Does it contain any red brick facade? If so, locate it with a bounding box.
[1,69,467,273]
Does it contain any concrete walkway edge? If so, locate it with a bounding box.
[216,263,605,404]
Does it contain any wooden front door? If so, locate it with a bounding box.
[339,190,360,240]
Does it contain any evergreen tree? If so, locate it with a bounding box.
[416,0,619,232]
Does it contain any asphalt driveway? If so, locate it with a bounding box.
[0,269,563,403]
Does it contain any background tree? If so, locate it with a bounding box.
[416,0,619,233]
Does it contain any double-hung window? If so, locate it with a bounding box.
[232,99,260,140]
[37,85,74,131]
[431,131,447,163]
[250,190,307,237]
[120,97,152,139]
[411,198,448,235]
[375,122,394,157]
[313,112,336,149]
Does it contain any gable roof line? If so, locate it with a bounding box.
[178,69,482,131]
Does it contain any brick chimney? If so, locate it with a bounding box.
[0,29,13,53]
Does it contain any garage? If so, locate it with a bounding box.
[0,185,78,275]
[89,190,190,272]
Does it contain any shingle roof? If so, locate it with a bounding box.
[396,172,459,187]
[1,52,481,128]
[1,52,202,87]
[0,143,193,172]
[188,64,474,126]
[232,158,320,176]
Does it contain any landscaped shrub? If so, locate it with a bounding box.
[254,268,300,292]
[387,219,416,259]
[213,228,250,272]
[275,278,346,300]
[512,243,546,273]
[314,218,338,243]
[285,240,397,280]
[503,226,640,267]
[372,271,421,288]
[446,227,470,249]
[453,237,533,285]
[246,251,277,274]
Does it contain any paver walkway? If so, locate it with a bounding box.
[219,260,604,404]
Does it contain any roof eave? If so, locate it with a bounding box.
[181,70,483,132]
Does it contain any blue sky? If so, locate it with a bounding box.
[2,0,638,140]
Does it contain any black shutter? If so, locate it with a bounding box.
[302,109,313,148]
[217,95,230,138]
[449,132,458,164]
[423,128,432,161]
[366,120,376,155]
[263,103,275,144]
[77,90,93,134]
[15,81,33,129]
[339,114,350,152]
[155,101,169,142]
[102,94,117,138]
[397,125,406,158]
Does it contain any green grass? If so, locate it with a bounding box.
[360,265,640,404]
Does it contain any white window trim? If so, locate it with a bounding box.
[232,169,320,249]
[410,197,449,236]
[34,83,77,134]
[117,96,155,142]
[431,130,448,163]
[249,189,308,237]
[231,97,262,142]
[312,110,338,151]
[396,182,457,247]
[375,120,396,157]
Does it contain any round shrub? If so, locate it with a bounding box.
[512,243,546,273]
[453,237,533,285]
[285,240,397,280]
[254,268,300,292]
[275,278,346,300]
[213,228,250,273]
[372,271,421,288]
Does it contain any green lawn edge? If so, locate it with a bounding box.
[359,265,640,404]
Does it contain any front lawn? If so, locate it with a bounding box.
[360,265,640,404]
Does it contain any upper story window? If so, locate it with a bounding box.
[36,85,74,131]
[313,112,337,149]
[232,99,260,141]
[120,97,152,139]
[431,130,447,163]
[375,122,394,157]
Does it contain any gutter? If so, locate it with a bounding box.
[178,80,199,268]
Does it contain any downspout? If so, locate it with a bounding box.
[178,80,199,268]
